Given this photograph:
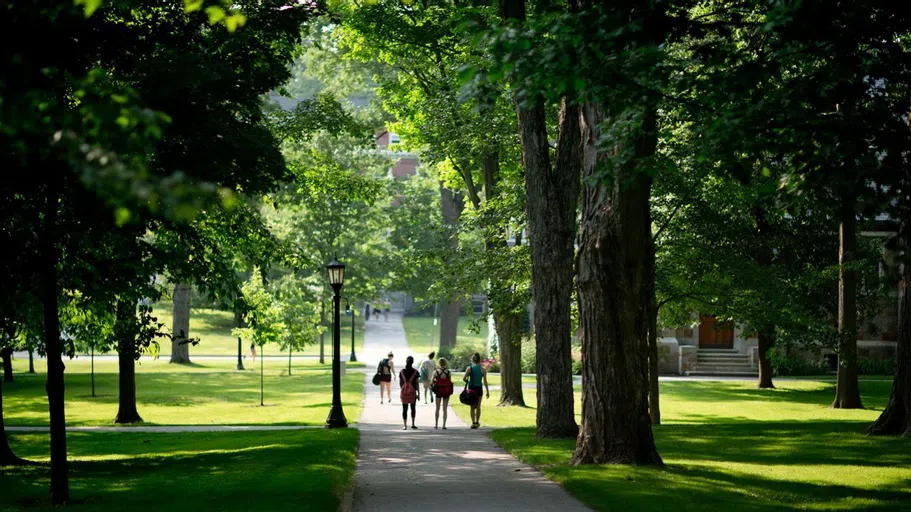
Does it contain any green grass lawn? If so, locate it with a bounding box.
[1,429,358,511]
[402,315,488,355]
[149,305,365,358]
[4,358,364,426]
[454,379,911,511]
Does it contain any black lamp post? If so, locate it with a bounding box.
[342,298,357,362]
[326,258,348,429]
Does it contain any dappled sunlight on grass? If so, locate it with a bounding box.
[5,358,364,426]
[477,378,909,511]
[3,430,359,511]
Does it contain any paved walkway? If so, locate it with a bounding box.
[351,313,589,512]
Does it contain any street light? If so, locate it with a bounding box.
[342,298,357,362]
[325,258,348,429]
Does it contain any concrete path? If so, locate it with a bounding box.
[6,425,321,433]
[351,313,589,512]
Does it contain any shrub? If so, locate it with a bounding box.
[771,353,828,376]
[572,358,582,376]
[482,357,500,373]
[439,340,487,372]
[520,337,536,374]
[858,358,895,375]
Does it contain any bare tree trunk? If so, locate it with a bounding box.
[40,177,68,503]
[115,299,142,424]
[572,102,662,466]
[494,308,526,406]
[758,329,776,389]
[833,201,863,409]
[868,192,911,436]
[440,185,465,352]
[0,377,27,465]
[520,100,582,437]
[480,151,525,407]
[170,282,191,364]
[28,347,35,374]
[500,0,578,437]
[1,347,12,383]
[753,207,776,389]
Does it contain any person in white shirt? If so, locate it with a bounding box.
[419,352,438,404]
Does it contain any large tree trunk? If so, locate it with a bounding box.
[868,194,911,436]
[753,208,776,389]
[494,308,525,406]
[440,185,465,352]
[833,201,863,409]
[1,347,12,383]
[115,299,142,424]
[481,152,525,407]
[170,282,191,364]
[40,177,69,503]
[646,229,660,425]
[518,99,581,437]
[572,102,662,466]
[758,328,776,389]
[0,377,27,465]
[28,347,36,374]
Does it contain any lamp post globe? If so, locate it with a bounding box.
[326,258,348,429]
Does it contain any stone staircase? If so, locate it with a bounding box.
[687,349,757,377]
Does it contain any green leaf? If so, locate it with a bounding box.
[114,207,132,226]
[75,0,103,17]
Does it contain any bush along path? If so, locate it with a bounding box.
[351,313,589,511]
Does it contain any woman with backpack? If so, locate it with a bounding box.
[399,356,420,430]
[378,352,394,404]
[431,357,454,429]
[463,352,490,429]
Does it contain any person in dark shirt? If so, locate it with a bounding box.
[399,356,420,430]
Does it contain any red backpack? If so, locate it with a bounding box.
[434,369,454,398]
[400,370,418,404]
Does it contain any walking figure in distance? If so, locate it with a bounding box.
[432,357,454,429]
[419,351,437,404]
[377,352,394,404]
[249,342,257,363]
[464,353,489,429]
[364,303,371,321]
[400,356,420,430]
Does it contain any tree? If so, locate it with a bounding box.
[498,0,581,438]
[234,268,285,406]
[274,274,323,376]
[66,295,117,398]
[170,283,192,364]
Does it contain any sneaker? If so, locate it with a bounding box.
[380,400,383,404]
[470,424,479,429]
[411,425,418,430]
[402,426,407,430]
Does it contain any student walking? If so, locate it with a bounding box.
[399,356,419,430]
[419,352,438,404]
[377,352,394,404]
[364,303,371,321]
[249,342,257,363]
[431,358,454,429]
[463,353,490,429]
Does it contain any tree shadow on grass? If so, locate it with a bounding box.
[493,427,911,512]
[660,380,892,409]
[5,430,359,511]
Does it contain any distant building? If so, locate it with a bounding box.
[376,129,419,179]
